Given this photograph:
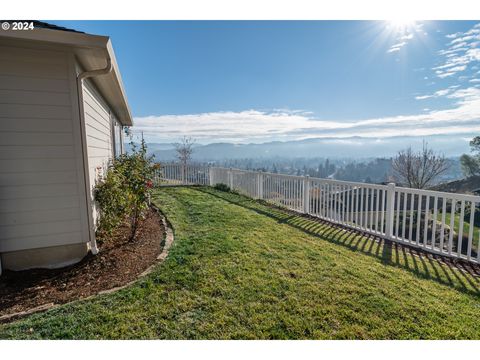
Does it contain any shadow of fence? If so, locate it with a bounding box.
[195,186,480,297]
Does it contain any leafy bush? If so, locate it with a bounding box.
[94,138,157,239]
[464,206,480,227]
[214,183,231,192]
[93,168,129,236]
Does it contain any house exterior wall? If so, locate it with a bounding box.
[0,41,90,270]
[80,77,123,227]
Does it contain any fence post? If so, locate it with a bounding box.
[385,182,396,239]
[209,166,214,186]
[303,175,310,214]
[257,171,264,199]
[154,168,158,187]
[181,163,185,185]
[228,168,233,189]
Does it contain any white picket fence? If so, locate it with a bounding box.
[156,163,480,264]
[155,163,210,186]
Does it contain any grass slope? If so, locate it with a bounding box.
[1,187,480,339]
[436,212,480,243]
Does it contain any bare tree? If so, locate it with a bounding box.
[174,136,195,183]
[392,142,450,189]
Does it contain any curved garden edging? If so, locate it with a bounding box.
[0,207,175,324]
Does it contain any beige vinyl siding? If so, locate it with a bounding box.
[0,43,88,253]
[82,79,114,225]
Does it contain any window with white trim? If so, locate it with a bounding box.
[111,116,123,157]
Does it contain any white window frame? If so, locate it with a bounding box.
[111,113,123,158]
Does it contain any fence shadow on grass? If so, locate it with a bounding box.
[195,186,480,297]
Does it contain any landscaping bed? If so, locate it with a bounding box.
[0,207,164,320]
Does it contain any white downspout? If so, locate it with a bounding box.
[76,56,113,255]
[78,57,112,83]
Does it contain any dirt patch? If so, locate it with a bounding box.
[0,207,165,319]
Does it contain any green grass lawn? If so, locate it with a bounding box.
[436,212,480,240]
[1,186,480,339]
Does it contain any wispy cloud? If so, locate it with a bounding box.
[415,88,452,100]
[400,33,414,40]
[415,95,433,100]
[415,23,480,106]
[133,87,480,144]
[446,32,461,39]
[435,24,480,78]
[386,23,425,54]
[387,41,406,53]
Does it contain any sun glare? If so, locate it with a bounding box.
[387,19,416,32]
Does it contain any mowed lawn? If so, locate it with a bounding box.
[436,212,480,244]
[1,186,480,339]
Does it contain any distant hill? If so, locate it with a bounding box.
[148,137,466,162]
[125,142,180,153]
[431,176,480,195]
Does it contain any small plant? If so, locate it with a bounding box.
[93,167,129,237]
[94,137,156,240]
[214,183,231,192]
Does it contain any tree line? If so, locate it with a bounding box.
[460,136,480,177]
[172,136,474,190]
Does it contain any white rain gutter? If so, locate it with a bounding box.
[76,56,113,255]
[78,57,113,83]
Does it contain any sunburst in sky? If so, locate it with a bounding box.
[52,20,480,155]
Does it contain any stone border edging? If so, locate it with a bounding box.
[0,206,174,324]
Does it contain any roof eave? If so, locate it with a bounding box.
[0,27,133,126]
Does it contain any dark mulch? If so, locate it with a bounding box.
[0,208,164,318]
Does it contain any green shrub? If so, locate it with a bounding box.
[464,206,480,227]
[93,166,129,236]
[214,183,231,192]
[94,138,157,239]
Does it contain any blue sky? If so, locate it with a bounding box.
[53,21,480,153]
